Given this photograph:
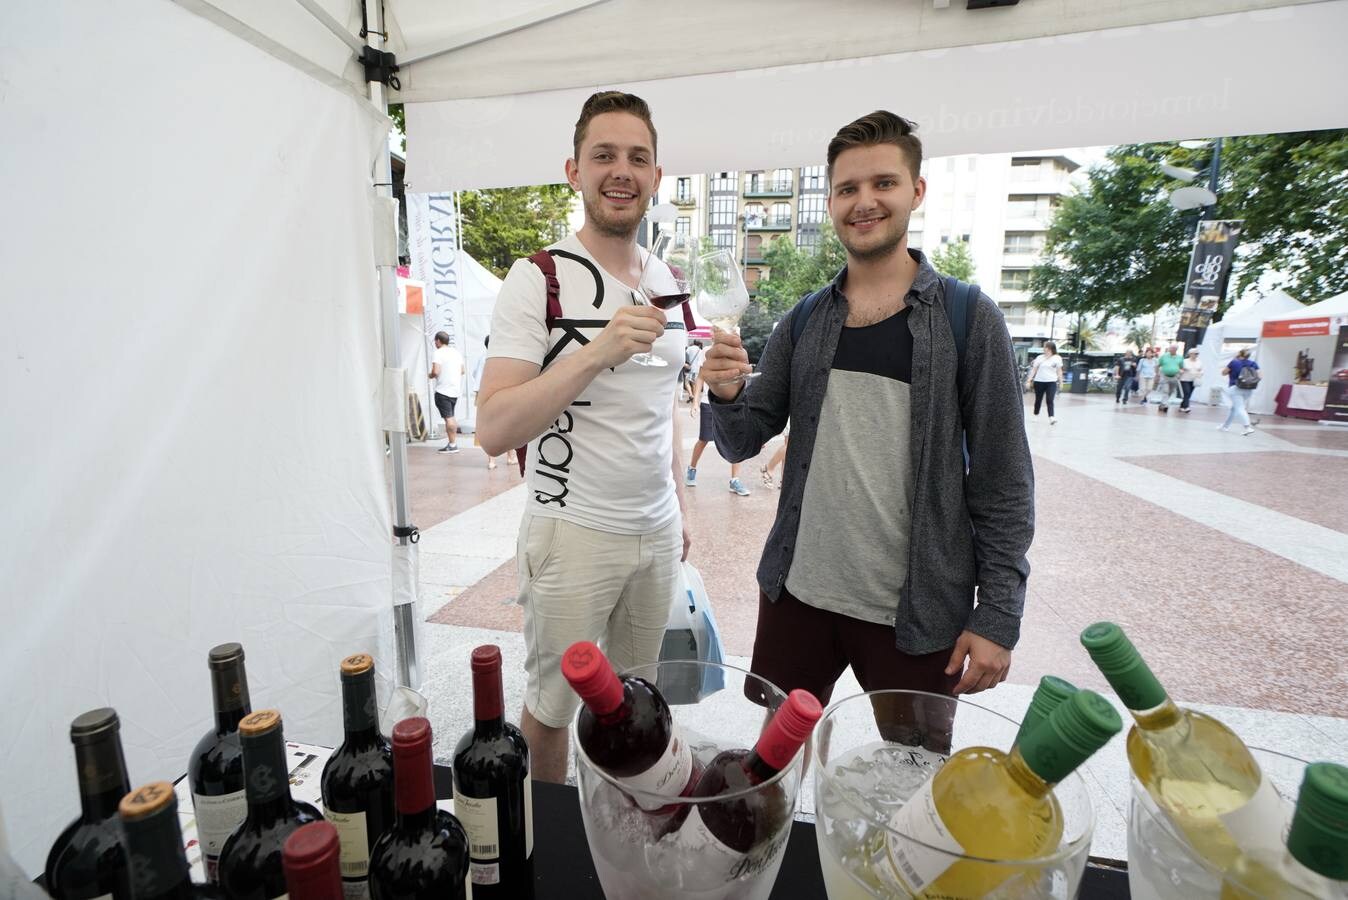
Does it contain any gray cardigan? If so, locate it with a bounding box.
[708,252,1034,654]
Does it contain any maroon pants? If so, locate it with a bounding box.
[746,588,960,753]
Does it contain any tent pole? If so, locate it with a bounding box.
[366,1,419,690]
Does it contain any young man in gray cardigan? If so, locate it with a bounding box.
[699,112,1033,738]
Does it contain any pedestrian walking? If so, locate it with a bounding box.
[1115,351,1139,404]
[430,331,464,452]
[686,369,751,495]
[1155,343,1184,414]
[1219,348,1260,435]
[1027,341,1064,424]
[1137,348,1157,404]
[1179,347,1203,413]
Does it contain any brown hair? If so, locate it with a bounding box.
[573,91,657,160]
[827,111,922,184]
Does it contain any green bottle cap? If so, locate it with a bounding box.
[1018,689,1123,786]
[1286,762,1348,880]
[1016,676,1079,744]
[1079,622,1168,712]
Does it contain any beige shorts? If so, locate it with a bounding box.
[518,513,682,728]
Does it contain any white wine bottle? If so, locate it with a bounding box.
[1081,621,1285,870]
[887,689,1122,898]
[1222,761,1348,899]
[1013,675,1078,746]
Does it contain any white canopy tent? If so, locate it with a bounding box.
[1250,290,1348,414]
[5,0,1348,874]
[1197,290,1305,404]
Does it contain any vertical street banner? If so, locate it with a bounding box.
[1176,219,1242,349]
[1325,325,1348,424]
[407,192,464,430]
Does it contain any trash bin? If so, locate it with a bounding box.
[1070,361,1090,393]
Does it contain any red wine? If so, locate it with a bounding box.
[368,718,469,900]
[217,710,322,900]
[44,708,133,900]
[282,822,343,900]
[451,646,533,898]
[648,293,690,310]
[319,654,393,900]
[189,643,251,883]
[678,689,821,878]
[562,641,693,811]
[119,782,211,900]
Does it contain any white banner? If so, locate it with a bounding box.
[408,192,466,433]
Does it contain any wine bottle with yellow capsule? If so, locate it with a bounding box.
[1081,621,1285,870]
[887,688,1122,898]
[1222,762,1348,899]
[1013,676,1078,745]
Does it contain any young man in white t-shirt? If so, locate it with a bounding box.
[430,331,465,452]
[476,91,690,783]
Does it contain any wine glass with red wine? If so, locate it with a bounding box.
[631,231,696,367]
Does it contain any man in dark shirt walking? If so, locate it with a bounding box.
[699,112,1034,732]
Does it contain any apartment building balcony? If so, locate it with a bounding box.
[746,216,792,231]
[744,180,793,198]
[673,193,697,208]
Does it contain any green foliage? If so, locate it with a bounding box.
[737,300,777,365]
[1031,131,1348,322]
[388,104,405,135]
[930,239,976,281]
[753,221,846,316]
[1125,321,1153,353]
[459,186,575,278]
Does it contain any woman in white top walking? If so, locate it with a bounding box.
[1027,341,1064,424]
[1178,347,1203,413]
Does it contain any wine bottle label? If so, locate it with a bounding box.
[453,787,501,884]
[615,725,694,812]
[523,772,534,859]
[192,789,248,857]
[676,805,792,884]
[1219,774,1288,856]
[884,776,966,892]
[323,807,371,878]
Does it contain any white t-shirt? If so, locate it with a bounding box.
[432,345,463,397]
[488,234,686,535]
[1180,358,1203,381]
[1032,354,1064,382]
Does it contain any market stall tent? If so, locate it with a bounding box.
[5,0,1348,875]
[1249,291,1348,415]
[1197,290,1304,404]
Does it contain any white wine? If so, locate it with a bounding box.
[707,316,741,332]
[820,690,1120,899]
[1222,762,1348,899]
[1081,622,1285,871]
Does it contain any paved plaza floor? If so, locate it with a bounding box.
[395,390,1348,860]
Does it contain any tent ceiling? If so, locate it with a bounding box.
[183,0,1328,101]
[405,0,1348,191]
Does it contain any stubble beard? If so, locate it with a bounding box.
[583,191,643,240]
[839,206,911,263]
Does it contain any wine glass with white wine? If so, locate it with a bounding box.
[695,249,757,385]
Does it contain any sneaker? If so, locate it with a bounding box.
[1049,417,1057,425]
[1242,427,1256,436]
[729,477,750,496]
[1217,424,1230,431]
[438,442,454,452]
[685,466,697,487]
[759,467,775,488]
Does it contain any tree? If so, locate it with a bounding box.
[753,221,846,316]
[458,186,575,278]
[930,239,976,281]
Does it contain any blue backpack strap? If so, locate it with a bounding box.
[943,275,979,386]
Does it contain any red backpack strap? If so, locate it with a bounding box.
[516,250,563,475]
[528,250,562,331]
[681,300,696,332]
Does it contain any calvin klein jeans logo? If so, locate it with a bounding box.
[534,403,589,507]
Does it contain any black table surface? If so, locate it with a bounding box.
[431,766,1131,898]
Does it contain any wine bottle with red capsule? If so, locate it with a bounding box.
[562,642,694,811]
[282,822,344,900]
[368,718,470,900]
[677,689,822,880]
[452,645,533,898]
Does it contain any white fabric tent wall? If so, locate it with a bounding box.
[456,252,504,433]
[1197,291,1305,404]
[1250,291,1348,414]
[1,0,390,873]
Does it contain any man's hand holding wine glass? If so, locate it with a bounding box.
[700,330,753,400]
[587,304,667,369]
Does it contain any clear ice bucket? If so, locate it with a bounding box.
[573,659,804,899]
[813,689,1097,899]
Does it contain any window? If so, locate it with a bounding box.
[1007,194,1041,218]
[961,233,971,243]
[770,202,791,226]
[1000,269,1031,291]
[744,202,766,226]
[797,194,826,227]
[772,168,793,192]
[1011,159,1040,182]
[745,268,762,289]
[675,177,692,203]
[710,196,738,228]
[712,231,735,251]
[710,171,737,193]
[797,230,820,251]
[746,171,765,192]
[1003,231,1044,254]
[1001,302,1027,324]
[675,217,691,236]
[800,165,827,192]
